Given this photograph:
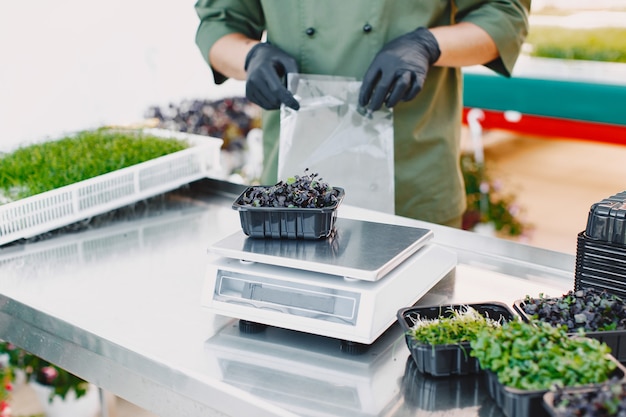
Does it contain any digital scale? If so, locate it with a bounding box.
[202,218,457,347]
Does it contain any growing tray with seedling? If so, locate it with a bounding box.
[471,319,625,417]
[543,378,626,417]
[232,170,344,239]
[0,128,222,246]
[397,302,515,377]
[514,287,626,363]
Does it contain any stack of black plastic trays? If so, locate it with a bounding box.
[575,191,626,299]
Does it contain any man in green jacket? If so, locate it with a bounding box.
[194,0,530,227]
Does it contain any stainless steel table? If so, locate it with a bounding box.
[0,179,576,417]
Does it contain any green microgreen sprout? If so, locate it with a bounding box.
[407,306,505,346]
[470,320,616,391]
[0,128,189,204]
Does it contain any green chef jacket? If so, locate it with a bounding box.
[195,0,530,225]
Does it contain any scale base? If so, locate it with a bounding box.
[238,319,268,334]
[203,243,457,346]
[238,319,370,354]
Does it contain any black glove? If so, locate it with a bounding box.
[359,27,441,113]
[244,43,300,110]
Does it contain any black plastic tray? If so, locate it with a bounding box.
[543,379,626,417]
[576,278,626,300]
[575,231,626,300]
[232,186,345,239]
[397,302,516,377]
[585,192,626,245]
[514,297,626,363]
[486,355,626,417]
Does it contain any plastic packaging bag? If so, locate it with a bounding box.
[278,74,395,214]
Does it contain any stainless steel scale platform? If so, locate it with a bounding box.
[202,218,457,346]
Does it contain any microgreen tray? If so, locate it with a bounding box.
[397,302,516,377]
[0,129,222,246]
[485,355,626,417]
[513,297,626,363]
[542,379,626,417]
[232,187,345,239]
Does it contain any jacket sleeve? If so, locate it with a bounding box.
[194,0,265,84]
[454,0,530,77]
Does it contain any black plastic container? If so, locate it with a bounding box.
[397,302,516,377]
[543,379,626,417]
[486,355,626,417]
[401,355,491,411]
[232,186,345,239]
[513,296,626,364]
[575,192,626,337]
[576,231,626,300]
[585,192,626,245]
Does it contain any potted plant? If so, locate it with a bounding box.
[397,303,515,377]
[514,287,626,363]
[460,153,530,238]
[0,353,12,417]
[470,320,622,417]
[0,341,93,413]
[515,288,626,333]
[544,378,626,417]
[232,169,345,239]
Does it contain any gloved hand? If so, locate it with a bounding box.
[359,27,441,113]
[244,42,300,110]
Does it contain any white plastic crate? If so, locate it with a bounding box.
[0,128,223,246]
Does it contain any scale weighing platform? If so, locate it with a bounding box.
[202,218,457,348]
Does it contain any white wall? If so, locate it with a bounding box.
[0,0,245,151]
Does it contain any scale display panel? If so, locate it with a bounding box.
[214,269,361,325]
[210,218,433,282]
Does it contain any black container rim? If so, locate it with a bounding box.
[513,298,626,337]
[232,186,345,213]
[397,302,517,338]
[542,380,626,414]
[578,230,626,249]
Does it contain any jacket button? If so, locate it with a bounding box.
[363,24,373,33]
[305,27,315,36]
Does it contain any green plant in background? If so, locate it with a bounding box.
[0,129,189,204]
[1,342,88,404]
[461,153,530,237]
[526,27,626,63]
[0,355,12,417]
